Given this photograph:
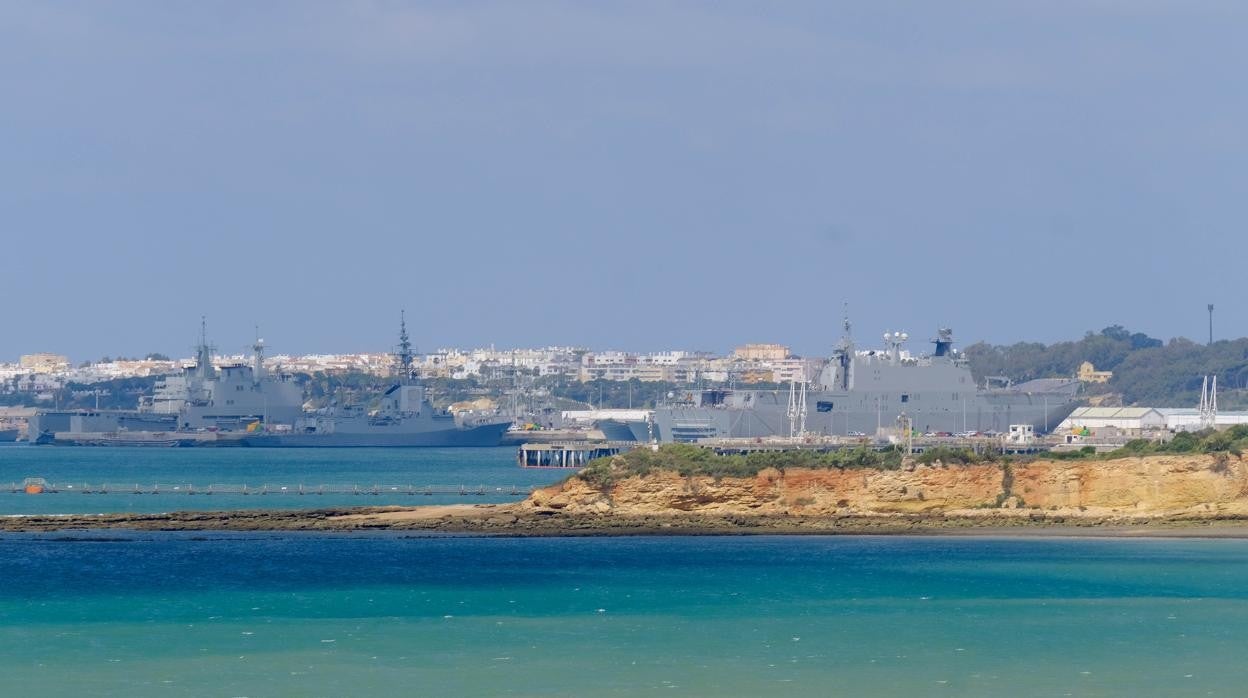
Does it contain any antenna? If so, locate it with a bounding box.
[1208,304,1214,345]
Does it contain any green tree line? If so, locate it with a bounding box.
[964,325,1248,407]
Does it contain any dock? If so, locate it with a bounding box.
[695,434,1056,456]
[517,441,635,468]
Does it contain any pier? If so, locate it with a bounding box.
[517,441,634,468]
[697,434,1055,456]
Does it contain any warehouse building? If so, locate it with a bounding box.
[1058,406,1248,435]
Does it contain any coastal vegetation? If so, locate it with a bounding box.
[578,443,990,487]
[579,428,1248,487]
[963,325,1248,408]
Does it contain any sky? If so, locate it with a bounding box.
[3,1,1246,361]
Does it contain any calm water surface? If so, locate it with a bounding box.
[2,534,1248,696]
[0,444,565,514]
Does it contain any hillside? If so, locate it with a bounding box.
[963,325,1248,408]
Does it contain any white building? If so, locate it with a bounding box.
[1156,409,1248,431]
[1057,407,1167,434]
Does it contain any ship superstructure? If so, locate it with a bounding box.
[143,321,303,430]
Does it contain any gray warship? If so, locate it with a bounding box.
[29,322,303,443]
[32,317,511,447]
[153,326,304,430]
[237,313,511,447]
[611,320,1081,443]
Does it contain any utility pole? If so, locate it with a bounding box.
[1209,304,1215,345]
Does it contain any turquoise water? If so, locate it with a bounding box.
[3,533,1248,696]
[0,444,567,514]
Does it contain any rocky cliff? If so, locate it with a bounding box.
[525,453,1248,519]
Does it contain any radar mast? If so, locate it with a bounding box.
[252,325,266,381]
[833,303,854,391]
[195,316,217,380]
[395,310,416,383]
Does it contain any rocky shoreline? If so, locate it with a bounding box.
[10,451,1248,538]
[7,503,1248,538]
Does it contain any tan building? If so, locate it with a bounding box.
[19,353,70,374]
[1077,361,1113,384]
[732,343,790,361]
[738,369,776,384]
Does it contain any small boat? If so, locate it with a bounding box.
[22,477,46,494]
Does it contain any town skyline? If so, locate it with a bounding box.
[2,309,1227,367]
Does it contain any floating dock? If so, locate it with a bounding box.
[517,441,634,468]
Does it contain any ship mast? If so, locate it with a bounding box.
[195,316,217,380]
[252,325,266,382]
[835,303,853,391]
[395,310,416,384]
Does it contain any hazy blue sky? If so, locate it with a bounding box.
[3,1,1244,361]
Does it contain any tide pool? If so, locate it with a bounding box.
[2,534,1247,696]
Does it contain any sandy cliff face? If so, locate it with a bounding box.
[524,454,1248,518]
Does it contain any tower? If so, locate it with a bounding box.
[1208,304,1214,345]
[1199,375,1218,429]
[787,378,808,439]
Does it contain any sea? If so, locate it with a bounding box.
[4,445,1248,696]
[0,443,561,515]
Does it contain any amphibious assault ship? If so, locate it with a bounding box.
[29,322,304,444]
[613,319,1081,443]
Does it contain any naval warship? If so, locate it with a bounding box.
[609,319,1081,443]
[29,322,304,443]
[238,313,512,447]
[32,317,512,447]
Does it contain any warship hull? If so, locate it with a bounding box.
[639,391,1079,443]
[28,410,180,443]
[239,421,511,447]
